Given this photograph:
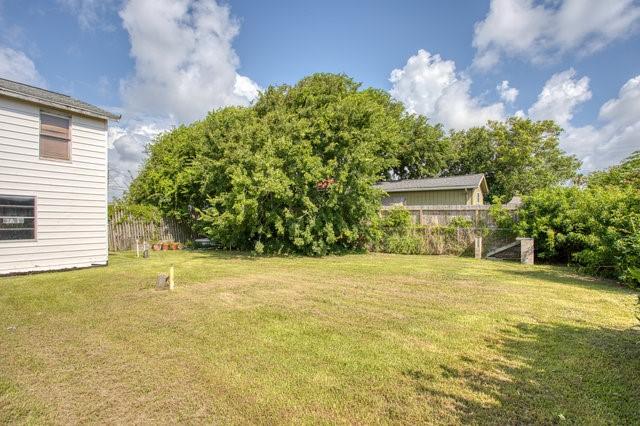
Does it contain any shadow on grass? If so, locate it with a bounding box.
[405,322,640,424]
[501,267,634,294]
[187,249,260,261]
[187,248,370,262]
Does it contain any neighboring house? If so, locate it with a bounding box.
[0,78,120,274]
[375,173,489,207]
[375,174,492,226]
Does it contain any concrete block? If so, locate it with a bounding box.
[156,273,169,290]
[517,238,534,265]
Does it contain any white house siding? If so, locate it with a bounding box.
[0,96,108,274]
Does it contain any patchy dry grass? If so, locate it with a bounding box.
[1,251,638,424]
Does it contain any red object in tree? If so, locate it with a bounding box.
[316,178,335,190]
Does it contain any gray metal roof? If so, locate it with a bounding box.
[375,173,488,193]
[0,78,120,120]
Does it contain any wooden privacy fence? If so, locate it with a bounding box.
[108,209,196,251]
[381,204,518,227]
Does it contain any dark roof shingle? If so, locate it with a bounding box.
[375,174,487,193]
[0,78,120,120]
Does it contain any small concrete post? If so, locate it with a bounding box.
[143,241,149,258]
[169,266,175,290]
[156,273,169,290]
[517,238,534,265]
[474,236,482,259]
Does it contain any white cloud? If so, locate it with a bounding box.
[497,80,518,103]
[57,0,118,31]
[389,55,639,172]
[233,74,261,103]
[119,0,260,123]
[107,117,169,199]
[525,69,640,171]
[108,0,261,198]
[528,68,591,127]
[564,75,640,171]
[0,47,45,86]
[389,49,505,129]
[473,0,640,69]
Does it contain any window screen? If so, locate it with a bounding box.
[0,196,36,240]
[40,112,70,160]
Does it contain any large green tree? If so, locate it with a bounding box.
[446,118,581,200]
[130,73,408,254]
[127,121,208,222]
[388,115,450,180]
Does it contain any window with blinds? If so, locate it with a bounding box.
[0,195,36,240]
[40,112,70,160]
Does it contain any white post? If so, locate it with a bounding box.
[169,266,175,290]
[474,236,482,259]
[136,239,140,258]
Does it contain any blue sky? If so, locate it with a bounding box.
[1,0,639,197]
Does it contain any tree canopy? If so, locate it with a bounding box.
[588,151,640,189]
[445,118,580,200]
[131,74,412,254]
[389,115,450,180]
[128,72,583,254]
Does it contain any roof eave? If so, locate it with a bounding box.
[0,88,121,121]
[377,185,481,193]
[479,175,489,194]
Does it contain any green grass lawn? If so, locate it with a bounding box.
[1,251,638,424]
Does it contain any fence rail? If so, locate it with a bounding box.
[108,210,196,251]
[381,204,518,227]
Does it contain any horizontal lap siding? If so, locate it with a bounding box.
[0,96,108,274]
[397,189,469,206]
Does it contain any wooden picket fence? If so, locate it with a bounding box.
[108,209,196,251]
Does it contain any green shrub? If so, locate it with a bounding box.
[383,233,425,255]
[446,216,473,230]
[488,197,515,229]
[512,185,640,286]
[381,206,413,232]
[378,206,476,256]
